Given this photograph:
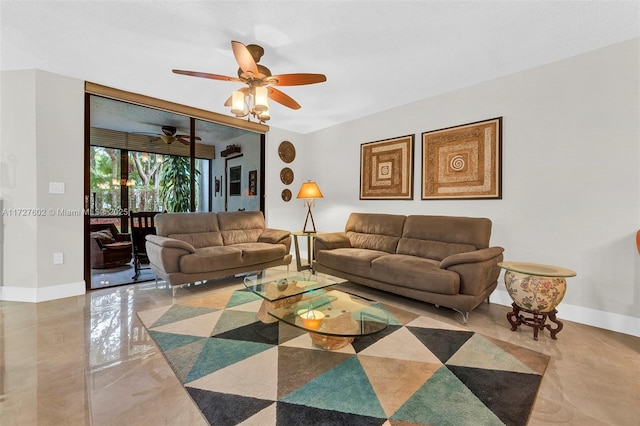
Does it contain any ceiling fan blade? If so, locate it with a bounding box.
[176,134,201,141]
[177,137,191,145]
[231,41,259,76]
[268,73,327,86]
[268,87,301,110]
[172,69,240,82]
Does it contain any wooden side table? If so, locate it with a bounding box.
[291,231,322,271]
[498,261,576,340]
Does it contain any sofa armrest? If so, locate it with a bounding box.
[314,232,352,251]
[259,228,292,252]
[259,228,290,244]
[439,247,504,269]
[145,235,196,253]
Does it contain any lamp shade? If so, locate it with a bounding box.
[297,181,323,199]
[254,86,269,112]
[231,91,246,116]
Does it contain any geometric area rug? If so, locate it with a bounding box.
[137,289,550,426]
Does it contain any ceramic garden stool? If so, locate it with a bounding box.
[498,261,576,341]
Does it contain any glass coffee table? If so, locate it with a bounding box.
[243,270,340,324]
[269,289,389,350]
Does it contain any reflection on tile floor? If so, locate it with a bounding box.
[1,265,638,425]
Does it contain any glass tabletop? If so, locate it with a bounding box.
[498,261,577,277]
[243,270,340,302]
[268,289,390,337]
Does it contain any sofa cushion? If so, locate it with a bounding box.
[316,247,387,278]
[402,215,492,249]
[230,242,288,265]
[397,238,476,262]
[167,232,224,249]
[179,246,243,274]
[156,212,223,248]
[218,211,265,245]
[371,254,460,295]
[345,213,406,253]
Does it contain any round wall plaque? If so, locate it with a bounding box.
[278,141,296,163]
[280,167,294,185]
[281,189,292,202]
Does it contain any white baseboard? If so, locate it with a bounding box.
[490,289,640,338]
[0,281,85,302]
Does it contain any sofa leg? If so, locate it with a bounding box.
[453,309,469,324]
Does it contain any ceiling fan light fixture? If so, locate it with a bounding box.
[254,86,269,112]
[231,90,246,116]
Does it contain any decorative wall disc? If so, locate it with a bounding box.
[280,167,294,185]
[281,189,292,202]
[278,141,296,163]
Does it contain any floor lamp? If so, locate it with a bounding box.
[296,181,323,233]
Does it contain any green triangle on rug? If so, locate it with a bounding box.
[280,356,387,419]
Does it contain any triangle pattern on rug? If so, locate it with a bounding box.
[358,326,441,364]
[149,304,218,328]
[151,311,223,337]
[138,288,550,425]
[186,387,273,425]
[280,356,386,419]
[276,401,387,426]
[180,292,234,310]
[358,354,441,418]
[391,365,504,425]
[163,338,208,382]
[447,333,538,374]
[187,346,280,401]
[448,365,543,426]
[407,326,475,363]
[210,309,259,337]
[277,346,353,399]
[226,289,261,307]
[148,330,205,353]
[185,337,274,383]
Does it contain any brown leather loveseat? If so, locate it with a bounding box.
[313,213,504,322]
[145,211,292,293]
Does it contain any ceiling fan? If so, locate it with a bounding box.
[144,126,201,145]
[172,40,326,122]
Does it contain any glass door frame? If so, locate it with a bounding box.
[84,84,268,292]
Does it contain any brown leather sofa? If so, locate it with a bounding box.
[90,223,133,269]
[313,213,504,322]
[145,211,292,292]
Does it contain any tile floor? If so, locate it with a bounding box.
[1,266,638,425]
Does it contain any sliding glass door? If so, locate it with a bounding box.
[86,93,265,290]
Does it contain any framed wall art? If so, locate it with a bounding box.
[248,170,257,196]
[360,135,414,200]
[422,117,502,200]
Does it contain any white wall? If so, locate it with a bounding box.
[267,39,640,336]
[1,70,85,302]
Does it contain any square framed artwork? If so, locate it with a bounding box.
[360,135,414,200]
[422,117,502,200]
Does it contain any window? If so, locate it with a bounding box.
[229,166,241,196]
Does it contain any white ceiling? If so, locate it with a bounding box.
[1,1,638,135]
